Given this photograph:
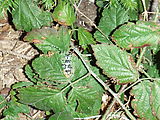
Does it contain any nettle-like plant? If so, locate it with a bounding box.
[0,0,160,120]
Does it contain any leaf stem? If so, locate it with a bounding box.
[61,73,90,92]
[136,47,147,68]
[121,78,150,94]
[74,48,136,120]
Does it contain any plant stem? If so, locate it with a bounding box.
[136,47,147,68]
[74,48,136,120]
[121,78,150,94]
[61,73,90,92]
[141,0,148,21]
[102,84,127,120]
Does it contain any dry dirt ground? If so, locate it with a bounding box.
[0,19,38,96]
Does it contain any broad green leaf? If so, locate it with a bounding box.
[112,21,160,50]
[68,56,104,117]
[78,27,95,49]
[92,44,139,84]
[131,81,157,120]
[21,47,103,117]
[32,54,67,84]
[49,111,74,120]
[52,1,76,26]
[17,86,66,111]
[31,52,89,86]
[150,80,160,119]
[94,5,129,43]
[68,87,102,116]
[12,0,52,32]
[24,27,70,53]
[3,100,30,117]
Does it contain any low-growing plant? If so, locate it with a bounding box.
[0,0,160,120]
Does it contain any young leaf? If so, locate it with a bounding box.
[52,1,76,26]
[42,0,55,10]
[94,5,129,43]
[112,21,160,50]
[120,0,137,10]
[92,44,139,84]
[78,27,95,49]
[24,27,70,53]
[17,86,66,112]
[130,81,157,120]
[12,0,52,32]
[150,80,160,119]
[49,111,74,120]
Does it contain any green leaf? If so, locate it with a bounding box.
[30,52,89,86]
[3,100,30,117]
[94,5,129,43]
[22,52,103,117]
[0,95,7,109]
[25,64,37,83]
[68,87,102,116]
[12,81,34,89]
[92,44,139,84]
[52,1,76,26]
[112,21,160,50]
[17,86,66,111]
[120,0,137,10]
[32,53,66,84]
[147,65,160,78]
[42,0,55,10]
[0,0,11,19]
[3,115,19,120]
[150,80,160,119]
[78,27,95,49]
[49,111,74,120]
[131,81,157,120]
[12,0,52,32]
[24,27,70,53]
[128,9,138,21]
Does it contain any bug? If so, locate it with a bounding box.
[62,52,73,78]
